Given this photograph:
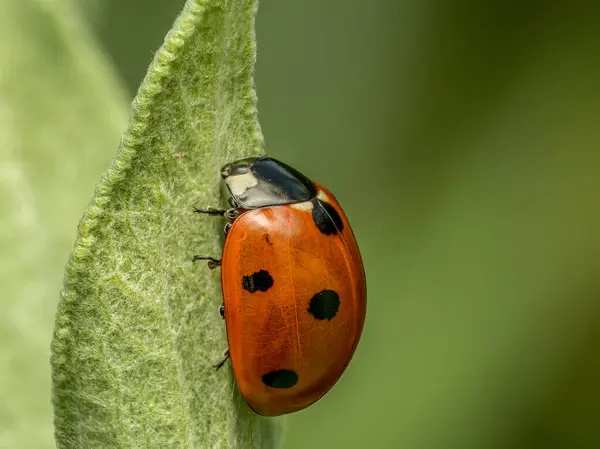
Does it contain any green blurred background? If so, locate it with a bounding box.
[3,0,600,448]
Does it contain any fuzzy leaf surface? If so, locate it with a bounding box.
[51,0,282,447]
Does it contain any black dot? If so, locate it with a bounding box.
[308,290,340,320]
[242,270,274,293]
[311,199,344,235]
[262,369,298,388]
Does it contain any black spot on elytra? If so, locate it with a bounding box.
[262,369,298,388]
[242,270,274,293]
[308,290,340,320]
[311,199,344,235]
[265,234,273,246]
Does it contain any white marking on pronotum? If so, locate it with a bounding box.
[250,210,274,228]
[225,172,258,197]
[317,190,330,203]
[290,200,314,211]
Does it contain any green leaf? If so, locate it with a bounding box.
[51,0,283,447]
[0,0,128,447]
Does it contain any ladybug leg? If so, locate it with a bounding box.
[214,349,230,370]
[192,255,221,269]
[219,303,225,319]
[194,207,240,221]
[194,207,239,237]
[194,206,226,216]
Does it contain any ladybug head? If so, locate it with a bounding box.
[220,155,268,178]
[220,156,317,209]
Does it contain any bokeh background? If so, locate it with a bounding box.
[2,0,600,448]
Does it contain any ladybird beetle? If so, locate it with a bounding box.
[194,155,366,416]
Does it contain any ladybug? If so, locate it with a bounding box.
[194,155,366,416]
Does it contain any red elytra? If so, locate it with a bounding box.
[195,156,366,416]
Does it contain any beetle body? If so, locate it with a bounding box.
[201,156,366,416]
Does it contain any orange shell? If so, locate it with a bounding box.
[221,185,366,416]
